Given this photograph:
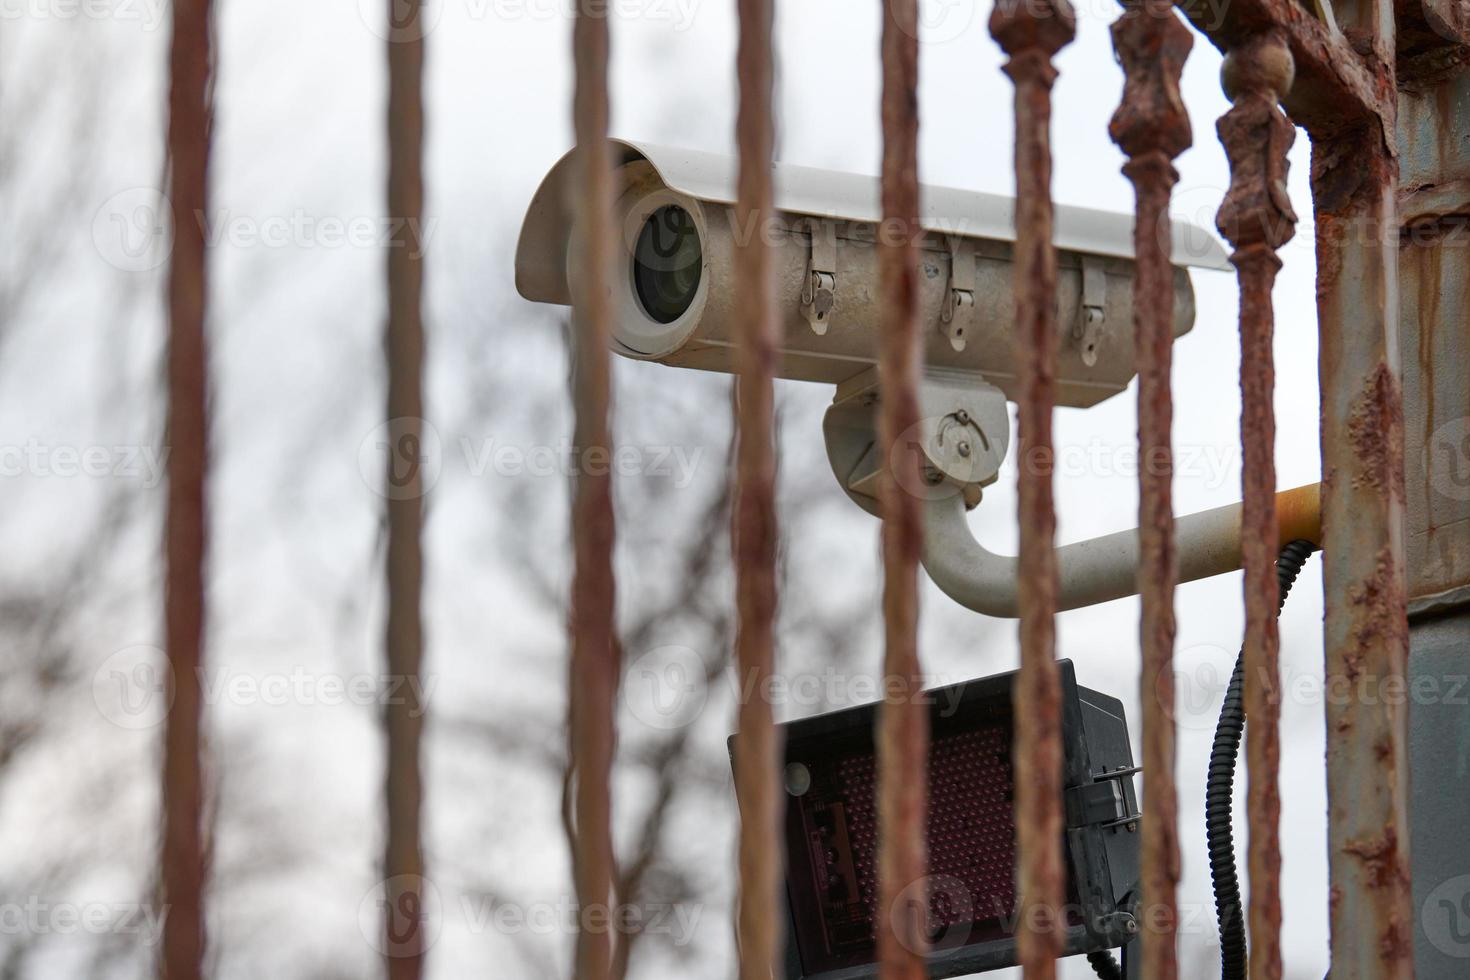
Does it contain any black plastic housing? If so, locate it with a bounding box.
[730,660,1140,979]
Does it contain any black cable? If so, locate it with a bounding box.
[1205,539,1317,980]
[1085,947,1124,980]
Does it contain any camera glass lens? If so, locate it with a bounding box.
[632,205,702,324]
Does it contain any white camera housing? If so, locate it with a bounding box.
[515,139,1230,409]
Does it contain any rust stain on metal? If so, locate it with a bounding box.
[567,7,620,980]
[989,0,1074,974]
[1215,30,1297,980]
[1107,3,1192,976]
[382,3,430,978]
[1313,54,1414,968]
[1169,0,1389,144]
[731,0,784,976]
[1346,546,1409,674]
[1342,825,1412,963]
[1346,364,1406,496]
[876,3,929,977]
[161,1,212,978]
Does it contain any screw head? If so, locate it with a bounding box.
[784,763,812,796]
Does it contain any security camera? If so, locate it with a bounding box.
[516,141,1239,600]
[515,138,1229,410]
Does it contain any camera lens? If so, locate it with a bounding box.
[632,205,701,324]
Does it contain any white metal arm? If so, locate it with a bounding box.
[920,483,1321,617]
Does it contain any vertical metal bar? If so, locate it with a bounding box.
[1311,2,1413,972]
[875,4,928,977]
[567,4,619,979]
[1108,3,1192,975]
[383,2,428,978]
[988,1,1074,974]
[161,2,211,977]
[731,0,782,976]
[1214,32,1297,980]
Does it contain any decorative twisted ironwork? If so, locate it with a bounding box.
[875,3,929,978]
[1108,2,1192,976]
[989,0,1075,974]
[731,0,783,976]
[1215,31,1296,980]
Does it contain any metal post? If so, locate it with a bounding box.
[567,6,620,980]
[382,0,429,976]
[161,1,212,976]
[989,0,1076,974]
[1215,31,1297,979]
[1312,0,1415,972]
[1398,23,1470,976]
[1109,3,1193,974]
[731,0,783,975]
[875,3,929,978]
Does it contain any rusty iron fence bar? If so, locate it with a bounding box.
[1174,0,1386,132]
[988,0,1075,974]
[1215,30,1297,979]
[1108,2,1193,974]
[566,4,620,980]
[874,2,929,978]
[382,1,429,977]
[160,1,212,977]
[1169,0,1412,972]
[731,0,783,976]
[1310,1,1414,972]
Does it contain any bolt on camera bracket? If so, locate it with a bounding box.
[821,369,1011,518]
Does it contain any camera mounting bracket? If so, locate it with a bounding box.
[821,369,1010,518]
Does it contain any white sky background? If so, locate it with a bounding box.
[0,0,1335,977]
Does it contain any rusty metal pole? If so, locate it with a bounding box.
[161,2,212,977]
[1214,32,1297,980]
[1108,2,1192,973]
[382,2,429,978]
[567,3,619,979]
[1312,0,1414,973]
[731,0,783,976]
[988,1,1074,974]
[875,3,928,978]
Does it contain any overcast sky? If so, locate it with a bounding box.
[4,1,1337,976]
